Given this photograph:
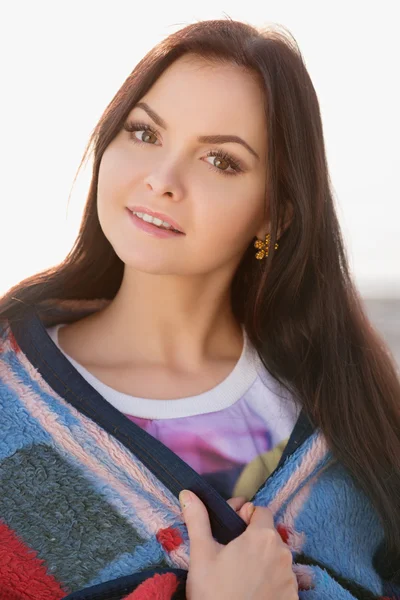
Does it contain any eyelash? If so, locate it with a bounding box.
[123,120,243,176]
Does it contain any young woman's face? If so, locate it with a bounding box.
[97,54,269,276]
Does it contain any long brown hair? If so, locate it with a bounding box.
[1,18,399,567]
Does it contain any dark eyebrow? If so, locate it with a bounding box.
[135,101,260,161]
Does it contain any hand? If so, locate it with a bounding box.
[226,496,254,524]
[180,490,298,600]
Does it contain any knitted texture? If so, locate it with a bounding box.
[0,299,399,599]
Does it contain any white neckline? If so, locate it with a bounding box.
[46,323,263,419]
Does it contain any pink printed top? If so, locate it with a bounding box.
[47,323,300,500]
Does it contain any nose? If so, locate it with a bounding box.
[144,163,184,202]
[145,181,173,197]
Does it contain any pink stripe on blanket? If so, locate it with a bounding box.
[268,434,329,516]
[0,356,181,547]
[3,326,180,514]
[276,462,332,554]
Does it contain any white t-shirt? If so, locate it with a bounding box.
[46,324,299,500]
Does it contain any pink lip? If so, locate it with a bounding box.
[126,208,184,239]
[127,205,184,234]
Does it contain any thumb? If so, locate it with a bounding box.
[179,490,216,554]
[247,505,275,530]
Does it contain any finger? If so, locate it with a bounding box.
[227,496,248,511]
[237,502,254,525]
[246,505,275,530]
[179,490,216,554]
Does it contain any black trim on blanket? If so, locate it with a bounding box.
[276,408,315,469]
[373,540,400,584]
[247,408,315,504]
[62,567,187,600]
[10,306,314,548]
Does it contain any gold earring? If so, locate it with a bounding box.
[254,233,279,260]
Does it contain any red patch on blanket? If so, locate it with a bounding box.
[277,522,290,544]
[125,572,179,599]
[156,526,183,552]
[0,521,67,599]
[8,331,20,353]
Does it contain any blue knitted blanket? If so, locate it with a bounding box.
[0,299,398,599]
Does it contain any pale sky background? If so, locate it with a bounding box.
[1,0,399,297]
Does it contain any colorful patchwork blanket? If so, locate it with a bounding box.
[0,300,398,599]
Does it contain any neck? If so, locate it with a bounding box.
[77,265,243,370]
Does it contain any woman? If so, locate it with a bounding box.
[0,18,399,600]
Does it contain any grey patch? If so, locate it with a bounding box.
[0,444,145,591]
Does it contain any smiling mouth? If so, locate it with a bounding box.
[127,209,185,238]
[128,209,184,234]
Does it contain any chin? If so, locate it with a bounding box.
[115,244,185,275]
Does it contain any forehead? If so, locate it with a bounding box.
[135,55,267,151]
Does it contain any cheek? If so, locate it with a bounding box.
[194,184,265,254]
[97,149,119,208]
[97,146,148,230]
[98,147,135,200]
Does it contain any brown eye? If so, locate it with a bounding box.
[135,130,158,144]
[205,150,243,176]
[215,157,230,170]
[123,121,160,145]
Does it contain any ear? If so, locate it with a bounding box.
[255,203,293,241]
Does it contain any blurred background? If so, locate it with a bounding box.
[1,1,399,365]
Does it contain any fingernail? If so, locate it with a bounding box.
[179,490,192,509]
[247,502,256,519]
